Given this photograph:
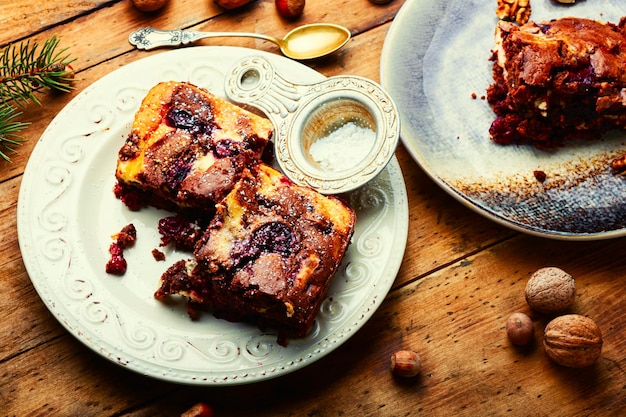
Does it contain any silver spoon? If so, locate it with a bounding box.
[129,23,351,60]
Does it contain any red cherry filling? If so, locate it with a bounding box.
[166,108,215,136]
[213,139,246,158]
[105,224,137,275]
[232,221,298,267]
[158,215,205,251]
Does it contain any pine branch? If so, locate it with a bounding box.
[0,35,75,162]
[1,35,75,105]
[0,104,28,162]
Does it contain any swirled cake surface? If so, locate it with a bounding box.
[487,17,626,148]
[115,81,273,213]
[155,163,356,342]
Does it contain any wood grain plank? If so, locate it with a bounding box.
[0,175,20,264]
[393,142,516,288]
[1,334,178,416]
[0,259,65,362]
[5,231,625,415]
[0,1,117,45]
[116,234,626,416]
[7,2,624,416]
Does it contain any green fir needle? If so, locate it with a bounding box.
[0,35,75,162]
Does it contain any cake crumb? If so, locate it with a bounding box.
[533,170,547,183]
[152,248,166,261]
[105,223,137,275]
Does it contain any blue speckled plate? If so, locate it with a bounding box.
[381,0,626,240]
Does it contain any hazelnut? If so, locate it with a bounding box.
[132,0,169,12]
[390,350,421,377]
[275,0,305,19]
[181,403,214,417]
[543,314,603,368]
[506,312,534,346]
[525,267,576,314]
[214,0,257,10]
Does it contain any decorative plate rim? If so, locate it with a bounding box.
[17,46,409,385]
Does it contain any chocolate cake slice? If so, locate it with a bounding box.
[486,17,626,148]
[114,81,356,343]
[155,163,356,342]
[115,81,274,213]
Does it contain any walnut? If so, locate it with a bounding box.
[496,0,531,25]
[525,267,576,314]
[543,314,603,368]
[611,154,626,175]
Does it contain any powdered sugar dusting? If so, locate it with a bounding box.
[309,122,375,171]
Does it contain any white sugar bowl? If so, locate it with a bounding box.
[225,56,400,194]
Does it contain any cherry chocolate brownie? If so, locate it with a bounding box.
[114,81,356,343]
[155,163,356,343]
[486,17,626,149]
[115,81,274,214]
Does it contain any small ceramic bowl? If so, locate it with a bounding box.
[225,56,400,194]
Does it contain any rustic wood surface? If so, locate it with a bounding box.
[1,0,625,416]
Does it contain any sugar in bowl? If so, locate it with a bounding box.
[225,56,400,194]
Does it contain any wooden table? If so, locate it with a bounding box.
[2,1,625,415]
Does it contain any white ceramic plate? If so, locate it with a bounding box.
[381,0,626,240]
[17,47,408,385]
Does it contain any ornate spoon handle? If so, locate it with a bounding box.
[129,27,203,50]
[128,27,273,50]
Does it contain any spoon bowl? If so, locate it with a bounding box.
[129,23,351,60]
[276,24,351,60]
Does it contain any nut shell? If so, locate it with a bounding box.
[390,350,421,377]
[506,312,534,346]
[543,314,602,368]
[214,0,256,10]
[132,0,169,12]
[275,0,305,19]
[525,267,576,314]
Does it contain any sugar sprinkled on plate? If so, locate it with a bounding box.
[309,122,375,171]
